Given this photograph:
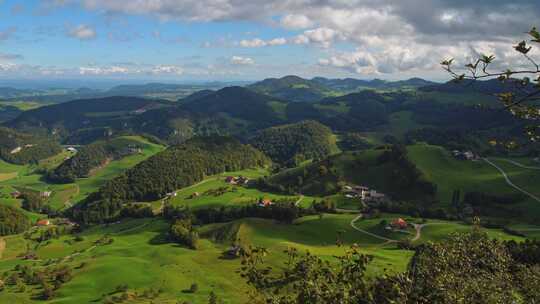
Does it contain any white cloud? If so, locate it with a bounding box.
[67,24,96,40]
[239,37,287,48]
[293,27,345,48]
[79,66,128,75]
[230,56,254,65]
[151,65,183,75]
[280,14,314,30]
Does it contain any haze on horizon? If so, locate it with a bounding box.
[1,0,539,83]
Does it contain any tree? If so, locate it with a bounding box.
[442,27,540,141]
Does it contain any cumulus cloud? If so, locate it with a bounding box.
[280,14,314,29]
[29,0,540,77]
[67,24,97,40]
[239,37,287,48]
[293,27,345,48]
[230,56,255,65]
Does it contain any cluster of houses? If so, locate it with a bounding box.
[342,185,387,204]
[224,176,250,186]
[35,218,77,227]
[9,190,52,199]
[9,144,34,155]
[452,150,480,161]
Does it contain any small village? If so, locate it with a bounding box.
[342,184,387,205]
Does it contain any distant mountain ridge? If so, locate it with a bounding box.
[248,75,438,102]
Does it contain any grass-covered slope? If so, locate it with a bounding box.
[249,120,339,166]
[0,136,165,212]
[72,136,270,223]
[408,144,540,221]
[0,213,524,303]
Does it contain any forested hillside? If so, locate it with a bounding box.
[249,120,337,166]
[0,205,31,236]
[312,76,437,92]
[248,75,334,102]
[181,86,287,128]
[5,96,163,138]
[0,127,62,164]
[71,136,270,223]
[47,137,148,183]
[261,145,436,201]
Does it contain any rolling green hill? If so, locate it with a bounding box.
[262,145,436,201]
[0,213,524,303]
[48,137,153,183]
[72,136,270,223]
[0,136,165,213]
[249,120,339,166]
[248,75,336,102]
[408,144,540,221]
[0,127,62,165]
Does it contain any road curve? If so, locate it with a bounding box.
[493,158,540,170]
[483,158,540,203]
[350,215,397,242]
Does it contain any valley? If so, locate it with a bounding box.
[0,75,538,303]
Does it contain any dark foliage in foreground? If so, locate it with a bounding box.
[241,231,540,304]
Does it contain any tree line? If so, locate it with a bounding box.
[70,136,270,224]
[47,137,145,183]
[249,120,337,167]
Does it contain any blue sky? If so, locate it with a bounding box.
[0,0,539,82]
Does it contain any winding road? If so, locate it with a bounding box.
[350,215,397,242]
[482,158,540,203]
[492,158,540,170]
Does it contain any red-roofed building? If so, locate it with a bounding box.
[258,198,274,207]
[36,219,50,226]
[391,218,407,230]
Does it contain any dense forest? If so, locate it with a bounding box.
[248,75,333,102]
[71,136,270,223]
[249,120,337,166]
[47,137,145,183]
[0,205,31,236]
[0,127,62,164]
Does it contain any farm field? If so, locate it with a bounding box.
[408,144,540,222]
[168,168,316,209]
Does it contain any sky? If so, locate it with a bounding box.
[0,0,539,83]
